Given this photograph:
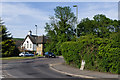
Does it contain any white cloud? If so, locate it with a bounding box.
[119,2,120,20]
[2,3,49,38]
[0,3,2,17]
[1,2,118,38]
[2,3,49,22]
[6,24,46,38]
[78,3,118,21]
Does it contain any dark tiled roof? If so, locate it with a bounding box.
[14,40,23,47]
[29,35,37,44]
[22,35,48,44]
[36,36,48,44]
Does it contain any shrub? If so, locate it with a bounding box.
[61,33,120,74]
[61,42,81,68]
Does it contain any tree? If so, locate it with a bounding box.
[0,18,19,57]
[77,14,120,38]
[44,6,76,55]
[93,14,112,38]
[77,18,95,36]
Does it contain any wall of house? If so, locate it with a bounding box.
[22,37,36,51]
[33,44,37,51]
[37,44,43,55]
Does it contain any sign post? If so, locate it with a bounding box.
[80,60,85,70]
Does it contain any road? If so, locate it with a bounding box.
[2,57,115,80]
[3,57,93,80]
[2,57,73,78]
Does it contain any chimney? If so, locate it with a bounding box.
[28,30,32,35]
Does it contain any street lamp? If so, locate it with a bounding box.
[35,25,37,56]
[73,5,78,39]
[35,25,37,36]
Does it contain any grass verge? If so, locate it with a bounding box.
[0,57,36,60]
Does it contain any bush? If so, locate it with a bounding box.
[61,33,120,74]
[61,42,81,68]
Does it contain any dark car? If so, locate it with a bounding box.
[44,52,56,58]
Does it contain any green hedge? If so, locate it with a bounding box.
[61,33,120,74]
[61,42,81,68]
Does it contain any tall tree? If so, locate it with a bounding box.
[0,18,18,57]
[93,14,112,38]
[44,6,76,55]
[77,14,120,38]
[77,18,95,36]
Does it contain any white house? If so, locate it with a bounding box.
[21,31,47,55]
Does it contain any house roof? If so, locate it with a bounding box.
[22,35,48,45]
[29,35,37,44]
[14,40,23,47]
[36,36,48,44]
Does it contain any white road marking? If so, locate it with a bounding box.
[0,75,5,78]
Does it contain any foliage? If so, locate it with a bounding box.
[44,6,120,73]
[44,6,76,55]
[61,41,81,68]
[75,15,120,73]
[13,38,24,41]
[97,40,120,73]
[0,18,19,57]
[77,14,120,38]
[61,33,120,74]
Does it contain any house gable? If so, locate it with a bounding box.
[21,30,48,54]
[22,35,36,51]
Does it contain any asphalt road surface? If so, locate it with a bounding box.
[2,57,117,80]
[2,57,71,78]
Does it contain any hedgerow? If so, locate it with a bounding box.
[61,42,81,68]
[61,33,120,74]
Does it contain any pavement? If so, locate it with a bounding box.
[49,63,119,79]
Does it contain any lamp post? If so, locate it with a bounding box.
[35,25,37,56]
[35,25,37,36]
[73,5,78,39]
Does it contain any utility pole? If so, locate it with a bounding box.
[73,5,78,39]
[35,25,37,36]
[35,25,37,56]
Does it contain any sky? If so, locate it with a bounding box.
[0,1,119,38]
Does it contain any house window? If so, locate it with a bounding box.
[39,44,41,47]
[24,44,26,48]
[30,44,32,48]
[27,41,29,48]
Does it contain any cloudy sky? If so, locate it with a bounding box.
[1,1,119,38]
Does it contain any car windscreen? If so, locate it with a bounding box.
[45,52,48,55]
[49,52,53,54]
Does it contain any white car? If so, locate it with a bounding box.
[19,52,34,57]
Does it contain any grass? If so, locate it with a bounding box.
[36,55,44,57]
[0,56,36,60]
[13,38,24,41]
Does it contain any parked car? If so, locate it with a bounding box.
[19,52,34,57]
[44,52,56,58]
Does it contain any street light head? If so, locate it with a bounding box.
[73,5,77,7]
[35,25,37,27]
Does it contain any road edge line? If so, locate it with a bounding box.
[49,63,96,79]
